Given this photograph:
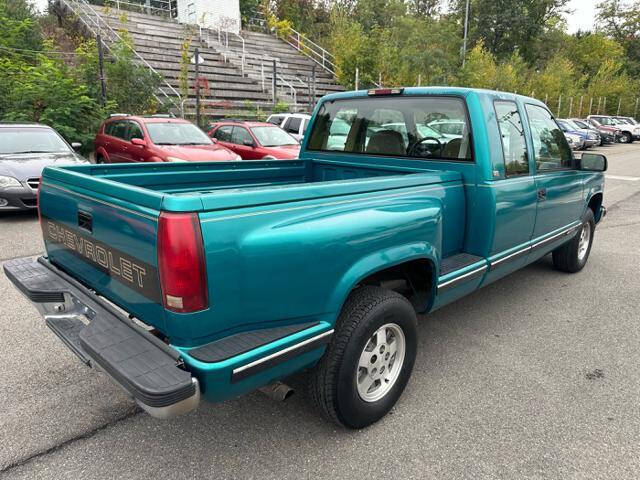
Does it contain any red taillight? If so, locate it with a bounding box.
[157,212,208,313]
[36,178,42,225]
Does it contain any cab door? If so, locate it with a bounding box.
[482,100,537,286]
[231,126,261,159]
[212,125,236,153]
[524,104,583,239]
[108,121,131,163]
[124,120,147,162]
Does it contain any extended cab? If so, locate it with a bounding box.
[4,88,607,428]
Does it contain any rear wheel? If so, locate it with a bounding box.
[95,155,105,164]
[308,286,417,429]
[552,209,595,273]
[619,132,632,143]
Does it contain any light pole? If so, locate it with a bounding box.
[462,0,470,67]
[191,48,204,128]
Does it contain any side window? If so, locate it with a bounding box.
[495,101,528,176]
[127,122,144,141]
[104,122,115,136]
[285,117,302,134]
[525,104,572,172]
[111,121,128,140]
[214,126,233,142]
[231,127,253,145]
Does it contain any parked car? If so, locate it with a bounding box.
[266,113,311,141]
[587,115,640,143]
[95,115,240,164]
[426,119,466,139]
[557,119,599,149]
[209,121,300,160]
[583,117,621,144]
[570,118,614,145]
[6,87,608,429]
[564,132,584,150]
[0,123,87,211]
[613,116,640,126]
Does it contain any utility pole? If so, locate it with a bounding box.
[97,34,107,107]
[462,0,470,67]
[195,47,201,128]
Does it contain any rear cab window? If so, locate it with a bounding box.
[494,101,529,176]
[307,95,472,161]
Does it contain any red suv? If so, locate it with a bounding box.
[208,121,300,160]
[95,115,240,163]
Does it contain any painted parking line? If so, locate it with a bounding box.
[606,175,640,182]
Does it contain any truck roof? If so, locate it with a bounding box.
[318,86,544,107]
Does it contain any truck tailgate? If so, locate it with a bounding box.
[38,176,166,331]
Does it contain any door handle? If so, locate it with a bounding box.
[537,188,547,201]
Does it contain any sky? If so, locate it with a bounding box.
[564,0,598,33]
[32,0,599,32]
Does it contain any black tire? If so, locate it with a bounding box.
[552,209,595,273]
[619,132,632,143]
[308,286,417,429]
[95,155,104,164]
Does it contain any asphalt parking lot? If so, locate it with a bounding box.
[1,144,639,480]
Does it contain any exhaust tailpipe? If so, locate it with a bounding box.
[259,381,294,402]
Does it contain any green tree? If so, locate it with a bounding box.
[455,0,570,61]
[75,35,163,114]
[596,0,640,75]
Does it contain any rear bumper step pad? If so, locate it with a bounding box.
[3,257,198,417]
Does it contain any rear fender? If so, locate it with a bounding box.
[327,242,439,319]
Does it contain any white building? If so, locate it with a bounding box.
[176,0,241,33]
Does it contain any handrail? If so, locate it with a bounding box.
[272,26,336,76]
[105,0,175,18]
[60,0,182,112]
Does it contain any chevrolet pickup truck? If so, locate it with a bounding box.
[4,87,608,429]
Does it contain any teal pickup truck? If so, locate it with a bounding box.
[4,87,607,428]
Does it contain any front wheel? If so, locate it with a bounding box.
[308,286,417,429]
[552,209,595,273]
[619,132,632,143]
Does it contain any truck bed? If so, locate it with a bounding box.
[46,159,461,212]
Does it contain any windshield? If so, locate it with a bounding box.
[250,126,298,146]
[307,96,472,161]
[145,122,212,145]
[572,120,588,129]
[563,120,582,130]
[0,128,71,155]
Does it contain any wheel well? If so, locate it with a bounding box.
[358,259,434,313]
[588,193,603,221]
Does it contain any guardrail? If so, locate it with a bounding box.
[59,0,182,113]
[103,0,176,18]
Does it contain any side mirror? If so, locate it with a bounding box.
[131,138,146,147]
[71,142,82,149]
[243,139,255,147]
[579,153,607,172]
